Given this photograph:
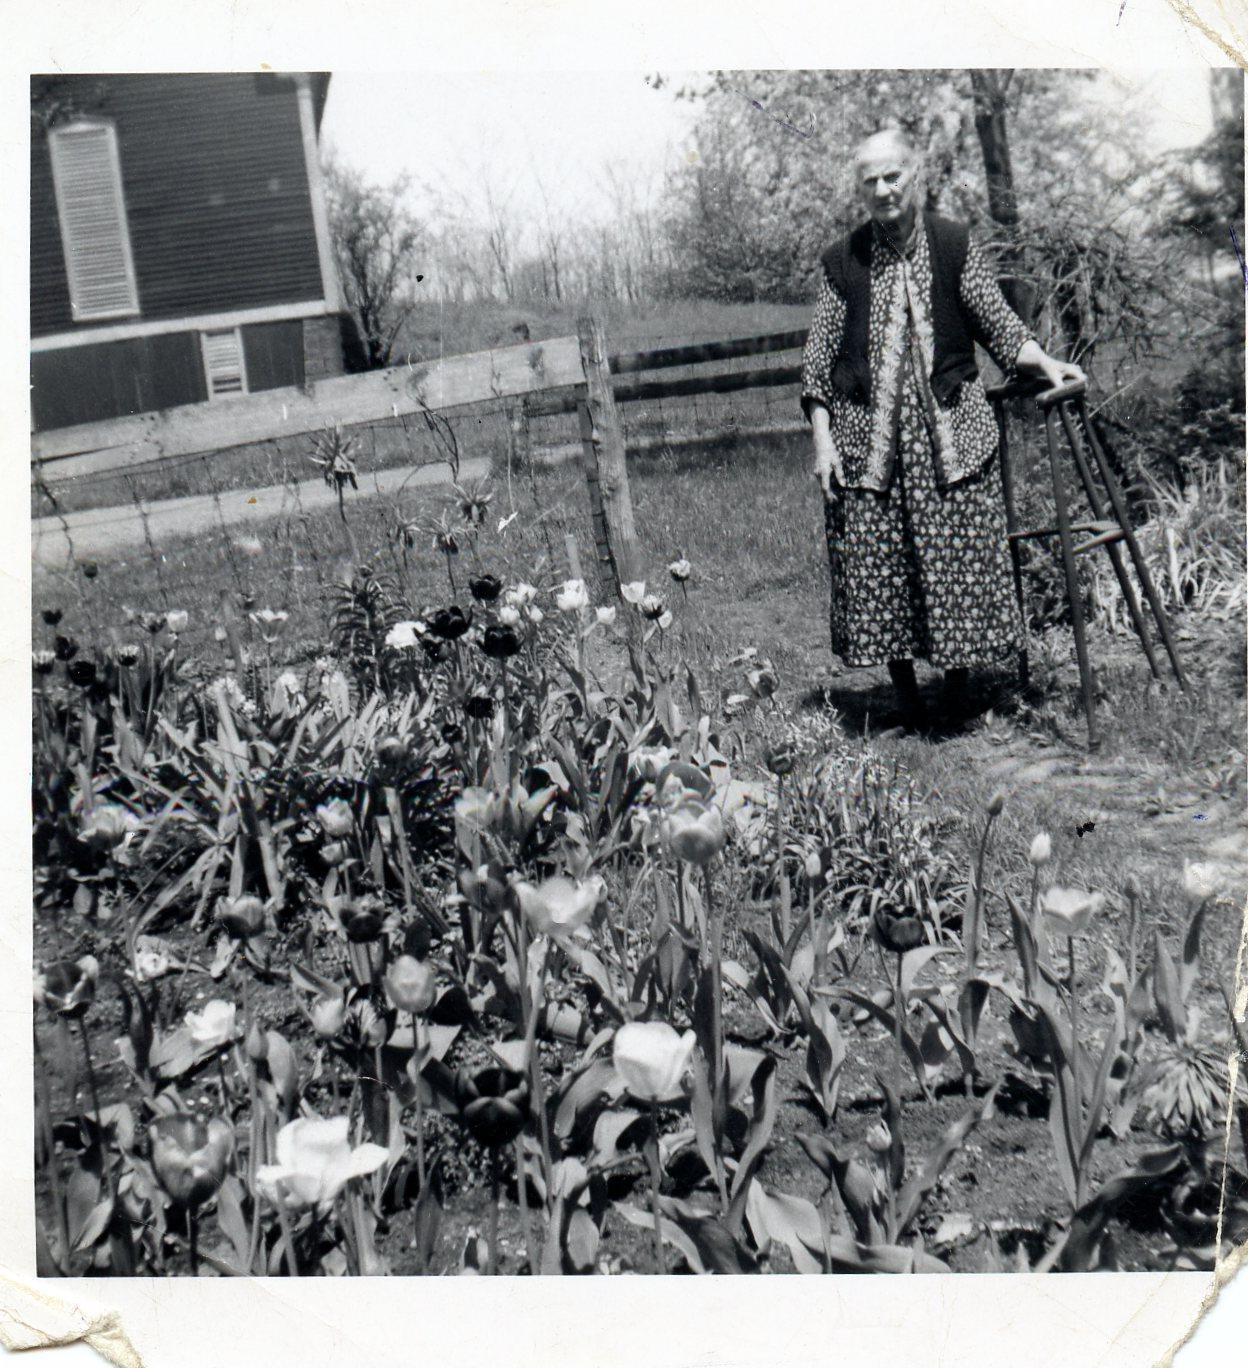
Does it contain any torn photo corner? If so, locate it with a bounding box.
[4,1,1248,1366]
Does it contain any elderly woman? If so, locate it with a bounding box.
[801,128,1084,729]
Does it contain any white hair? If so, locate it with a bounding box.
[852,128,918,167]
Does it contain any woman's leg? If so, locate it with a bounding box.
[887,658,926,727]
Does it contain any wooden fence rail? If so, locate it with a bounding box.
[33,325,810,484]
[32,319,811,597]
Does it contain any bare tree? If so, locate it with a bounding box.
[533,172,567,303]
[323,152,426,369]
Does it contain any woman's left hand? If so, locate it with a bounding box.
[1016,339,1086,393]
[1037,355,1086,392]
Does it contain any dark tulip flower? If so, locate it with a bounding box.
[215,894,266,940]
[81,561,99,580]
[34,956,99,1018]
[42,608,63,627]
[420,637,447,663]
[427,605,473,641]
[338,895,385,943]
[764,741,797,777]
[463,694,495,721]
[54,633,79,662]
[440,721,464,747]
[375,734,408,767]
[32,650,56,676]
[453,1066,530,1148]
[115,644,141,667]
[480,623,522,660]
[872,902,927,955]
[469,574,503,603]
[67,659,97,687]
[150,1113,233,1209]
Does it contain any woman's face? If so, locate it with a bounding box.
[855,144,918,228]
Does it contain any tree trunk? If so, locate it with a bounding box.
[968,70,1035,325]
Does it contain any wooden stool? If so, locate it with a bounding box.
[987,377,1187,748]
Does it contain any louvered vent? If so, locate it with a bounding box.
[201,329,248,397]
[47,123,140,322]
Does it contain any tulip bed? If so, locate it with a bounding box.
[31,533,1248,1278]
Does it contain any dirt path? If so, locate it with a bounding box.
[32,455,491,570]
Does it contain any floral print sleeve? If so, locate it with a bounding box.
[957,236,1031,375]
[800,275,847,421]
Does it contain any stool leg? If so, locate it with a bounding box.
[1057,406,1163,682]
[1077,400,1188,690]
[1046,408,1099,748]
[995,399,1030,688]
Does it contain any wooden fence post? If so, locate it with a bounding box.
[576,316,640,598]
[508,396,531,470]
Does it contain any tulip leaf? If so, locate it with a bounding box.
[553,1057,618,1140]
[1151,932,1185,1042]
[70,1198,114,1255]
[727,1055,778,1220]
[290,960,343,999]
[589,1109,645,1170]
[66,1165,102,1250]
[1179,902,1206,1003]
[412,1167,444,1272]
[565,1208,600,1273]
[897,1084,998,1239]
[685,1051,721,1188]
[1046,1065,1081,1209]
[613,1200,704,1273]
[149,1027,196,1080]
[265,1030,300,1116]
[215,1176,252,1271]
[744,1181,825,1273]
[900,945,952,999]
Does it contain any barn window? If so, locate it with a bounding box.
[201,329,249,397]
[47,121,140,322]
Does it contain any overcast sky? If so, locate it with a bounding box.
[321,68,1219,227]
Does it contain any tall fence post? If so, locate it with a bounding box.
[576,316,640,599]
[508,396,531,471]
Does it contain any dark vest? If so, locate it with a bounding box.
[820,212,979,407]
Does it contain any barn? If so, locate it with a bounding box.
[30,72,360,435]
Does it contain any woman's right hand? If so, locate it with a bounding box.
[810,406,839,499]
[815,441,837,500]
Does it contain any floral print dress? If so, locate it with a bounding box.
[801,222,1031,671]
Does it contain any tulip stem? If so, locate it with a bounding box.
[774,773,788,947]
[1067,937,1082,1112]
[517,918,556,1196]
[410,1014,428,1192]
[78,1018,104,1126]
[217,1053,231,1112]
[277,1203,301,1276]
[34,1034,71,1272]
[892,953,905,1105]
[646,1102,666,1274]
[187,1209,199,1277]
[1126,890,1139,984]
[703,865,728,1213]
[500,660,516,786]
[514,1136,537,1274]
[488,1150,501,1276]
[970,809,996,965]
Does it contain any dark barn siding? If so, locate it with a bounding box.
[32,74,325,337]
[242,318,305,392]
[31,333,208,431]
